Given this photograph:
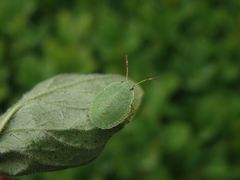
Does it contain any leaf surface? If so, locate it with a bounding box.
[0,74,143,176]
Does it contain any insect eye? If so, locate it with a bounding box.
[130,87,134,91]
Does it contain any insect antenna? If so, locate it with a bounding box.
[125,55,129,80]
[131,77,157,90]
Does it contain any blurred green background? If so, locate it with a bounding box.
[0,0,240,179]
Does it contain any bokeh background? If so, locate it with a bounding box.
[0,0,240,179]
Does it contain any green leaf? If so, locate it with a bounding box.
[0,74,143,176]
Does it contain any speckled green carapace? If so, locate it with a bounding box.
[90,80,135,129]
[90,56,154,129]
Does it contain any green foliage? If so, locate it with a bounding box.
[0,0,240,179]
[0,74,142,176]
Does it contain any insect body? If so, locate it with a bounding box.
[90,80,135,129]
[90,56,155,129]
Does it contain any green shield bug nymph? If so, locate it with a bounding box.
[90,56,155,129]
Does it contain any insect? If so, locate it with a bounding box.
[90,55,155,129]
